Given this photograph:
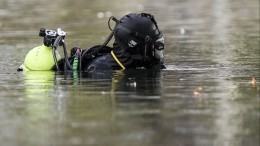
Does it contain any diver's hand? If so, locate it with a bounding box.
[150,61,166,69]
[152,63,166,69]
[143,58,165,69]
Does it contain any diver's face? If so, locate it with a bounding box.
[126,36,165,63]
[142,37,164,63]
[153,37,164,62]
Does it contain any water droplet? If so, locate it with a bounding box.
[180,28,185,34]
[249,76,256,86]
[193,87,203,95]
[97,12,104,19]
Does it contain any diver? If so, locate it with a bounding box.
[18,13,165,72]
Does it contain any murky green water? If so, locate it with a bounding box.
[0,0,259,146]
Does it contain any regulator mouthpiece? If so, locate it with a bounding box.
[39,28,67,47]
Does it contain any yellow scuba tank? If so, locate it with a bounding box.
[23,45,61,71]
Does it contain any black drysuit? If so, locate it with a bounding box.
[56,41,165,71]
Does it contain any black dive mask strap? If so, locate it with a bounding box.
[116,24,154,42]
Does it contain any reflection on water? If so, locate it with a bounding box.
[0,0,259,146]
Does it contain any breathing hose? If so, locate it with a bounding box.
[80,31,114,60]
[52,47,60,71]
[62,42,73,71]
[52,35,73,71]
[80,16,118,61]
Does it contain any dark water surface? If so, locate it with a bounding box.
[0,0,259,146]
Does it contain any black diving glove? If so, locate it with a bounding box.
[150,61,166,69]
[142,57,165,69]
